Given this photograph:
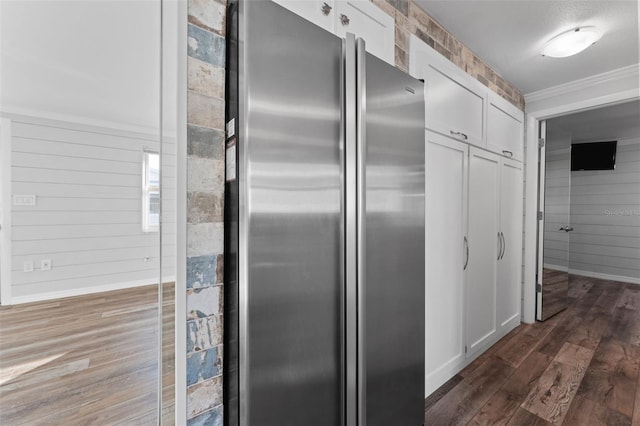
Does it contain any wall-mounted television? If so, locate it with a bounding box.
[570,141,617,171]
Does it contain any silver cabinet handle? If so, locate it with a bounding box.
[321,2,332,15]
[450,130,468,140]
[463,236,469,270]
[340,13,350,25]
[500,232,506,260]
[502,150,513,157]
[497,232,502,260]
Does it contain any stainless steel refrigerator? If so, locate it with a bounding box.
[224,2,425,425]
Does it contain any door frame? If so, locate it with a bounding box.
[521,65,639,323]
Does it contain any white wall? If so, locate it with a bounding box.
[568,138,640,282]
[5,116,176,303]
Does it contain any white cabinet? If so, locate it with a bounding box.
[497,159,524,329]
[423,62,485,147]
[273,0,395,64]
[487,92,524,161]
[410,34,524,158]
[334,1,395,64]
[466,147,522,358]
[424,131,468,396]
[466,148,500,357]
[272,0,335,33]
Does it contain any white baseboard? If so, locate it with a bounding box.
[543,263,569,272]
[10,276,176,305]
[569,269,640,285]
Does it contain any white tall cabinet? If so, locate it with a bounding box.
[466,148,523,357]
[411,34,525,396]
[425,131,468,395]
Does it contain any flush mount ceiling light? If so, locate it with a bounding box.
[542,27,601,58]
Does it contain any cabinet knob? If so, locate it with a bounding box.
[340,13,350,26]
[321,2,332,16]
[450,130,468,140]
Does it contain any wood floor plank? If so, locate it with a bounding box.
[506,408,553,426]
[633,367,640,426]
[616,288,640,311]
[426,356,515,425]
[496,317,562,368]
[563,395,632,426]
[521,342,594,425]
[576,337,640,418]
[425,276,639,426]
[0,283,175,425]
[470,351,553,425]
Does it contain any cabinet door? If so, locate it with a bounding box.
[425,132,468,396]
[424,63,485,147]
[486,94,524,161]
[497,159,523,329]
[466,148,500,357]
[334,1,394,64]
[272,0,335,33]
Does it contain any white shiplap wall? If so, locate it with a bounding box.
[543,133,571,271]
[7,116,175,303]
[569,138,640,282]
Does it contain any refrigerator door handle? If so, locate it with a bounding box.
[355,35,367,426]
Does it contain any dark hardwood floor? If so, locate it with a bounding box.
[0,283,175,425]
[425,275,640,425]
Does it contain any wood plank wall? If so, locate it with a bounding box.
[8,117,176,302]
[569,138,640,281]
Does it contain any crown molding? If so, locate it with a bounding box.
[524,64,640,104]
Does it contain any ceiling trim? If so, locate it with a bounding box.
[524,64,639,104]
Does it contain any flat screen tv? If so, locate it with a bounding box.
[570,141,617,171]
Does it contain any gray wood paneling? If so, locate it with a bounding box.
[569,139,640,279]
[9,118,176,301]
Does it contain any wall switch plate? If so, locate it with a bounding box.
[13,195,37,206]
[41,259,52,270]
[23,260,34,272]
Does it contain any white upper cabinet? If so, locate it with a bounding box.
[487,92,524,161]
[272,0,336,33]
[334,1,395,64]
[424,62,485,147]
[410,34,524,160]
[273,0,395,65]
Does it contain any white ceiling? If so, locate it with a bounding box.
[546,99,640,142]
[0,1,175,133]
[414,0,640,95]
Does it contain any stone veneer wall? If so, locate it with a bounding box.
[372,0,525,110]
[181,0,524,424]
[185,0,227,424]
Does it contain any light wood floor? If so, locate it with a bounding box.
[0,283,175,425]
[425,275,640,425]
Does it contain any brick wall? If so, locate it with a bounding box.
[185,0,226,424]
[372,0,525,110]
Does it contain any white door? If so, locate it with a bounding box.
[497,159,523,329]
[466,147,500,356]
[424,131,468,396]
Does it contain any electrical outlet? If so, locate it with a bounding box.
[23,260,34,272]
[41,259,52,270]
